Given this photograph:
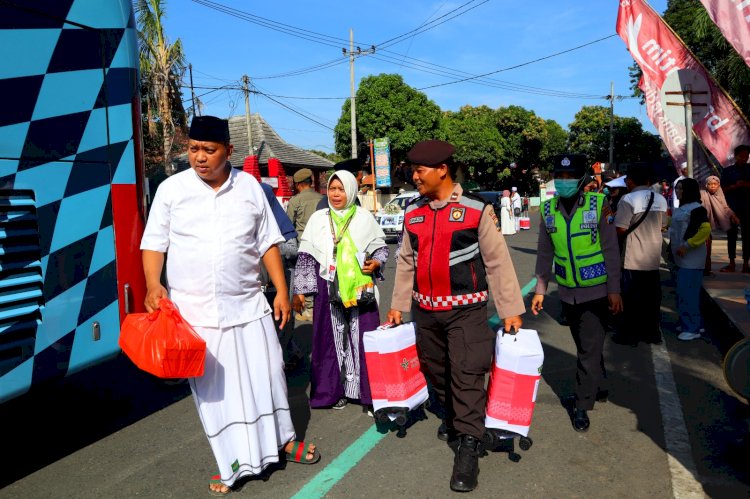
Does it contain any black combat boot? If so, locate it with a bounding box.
[450,434,482,492]
[437,420,456,442]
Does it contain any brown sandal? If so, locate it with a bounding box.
[720,263,736,273]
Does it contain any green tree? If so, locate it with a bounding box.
[334,74,442,160]
[539,119,568,170]
[495,106,547,168]
[307,149,344,163]
[136,0,188,176]
[568,106,662,165]
[439,105,507,186]
[568,106,611,162]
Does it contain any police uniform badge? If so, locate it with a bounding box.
[449,207,465,222]
[545,215,557,233]
[602,205,614,224]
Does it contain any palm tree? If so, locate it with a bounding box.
[136,0,187,175]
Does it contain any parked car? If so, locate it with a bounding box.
[374,191,420,241]
[476,191,502,218]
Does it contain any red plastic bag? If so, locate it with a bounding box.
[119,298,206,378]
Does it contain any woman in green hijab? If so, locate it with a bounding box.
[294,170,388,411]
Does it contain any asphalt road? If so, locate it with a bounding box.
[1,215,748,498]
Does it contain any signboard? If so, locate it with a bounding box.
[261,177,279,188]
[373,138,391,188]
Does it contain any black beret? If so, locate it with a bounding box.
[552,153,587,177]
[189,116,230,143]
[407,140,455,166]
[333,157,365,173]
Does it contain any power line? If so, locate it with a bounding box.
[250,79,333,123]
[417,34,619,90]
[190,0,349,48]
[255,91,335,131]
[370,53,604,99]
[376,0,488,50]
[251,58,347,80]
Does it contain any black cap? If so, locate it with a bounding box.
[407,140,455,166]
[552,154,587,177]
[333,158,364,173]
[189,116,230,143]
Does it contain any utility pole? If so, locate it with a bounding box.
[189,64,197,118]
[242,75,253,156]
[608,81,614,170]
[342,29,375,159]
[685,84,694,178]
[665,84,708,178]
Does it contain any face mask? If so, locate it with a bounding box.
[602,187,610,196]
[554,178,580,198]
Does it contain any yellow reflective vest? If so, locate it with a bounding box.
[542,192,608,288]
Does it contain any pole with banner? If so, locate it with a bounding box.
[369,140,377,212]
[616,0,750,169]
[373,138,392,189]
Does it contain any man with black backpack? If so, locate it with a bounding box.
[612,162,668,346]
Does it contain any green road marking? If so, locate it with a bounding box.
[292,277,537,498]
[291,425,386,499]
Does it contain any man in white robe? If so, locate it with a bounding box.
[511,186,522,231]
[140,116,318,495]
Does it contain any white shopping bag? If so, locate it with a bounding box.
[485,328,544,437]
[363,322,428,419]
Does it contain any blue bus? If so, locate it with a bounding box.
[0,0,147,402]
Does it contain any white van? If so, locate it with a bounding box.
[374,191,420,241]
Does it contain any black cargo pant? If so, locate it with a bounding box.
[412,302,495,439]
[619,269,662,343]
[562,297,609,411]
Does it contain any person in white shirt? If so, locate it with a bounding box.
[140,116,320,496]
[671,163,688,210]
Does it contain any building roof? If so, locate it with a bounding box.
[228,114,333,170]
[171,113,334,173]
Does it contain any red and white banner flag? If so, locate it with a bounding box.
[617,0,750,165]
[698,0,750,66]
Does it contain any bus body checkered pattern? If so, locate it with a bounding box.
[0,0,139,402]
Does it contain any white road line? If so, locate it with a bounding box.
[651,341,705,498]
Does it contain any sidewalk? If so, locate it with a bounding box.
[702,236,750,339]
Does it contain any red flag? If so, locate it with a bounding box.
[617,0,750,165]
[698,0,750,66]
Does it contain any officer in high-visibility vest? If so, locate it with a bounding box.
[531,154,622,432]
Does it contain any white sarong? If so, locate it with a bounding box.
[189,314,295,487]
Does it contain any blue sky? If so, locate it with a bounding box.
[163,0,669,155]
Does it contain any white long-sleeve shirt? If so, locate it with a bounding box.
[140,167,283,327]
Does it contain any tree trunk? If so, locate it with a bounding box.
[159,83,173,176]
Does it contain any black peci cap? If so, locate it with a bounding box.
[407,140,455,166]
[189,116,230,143]
[552,154,587,177]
